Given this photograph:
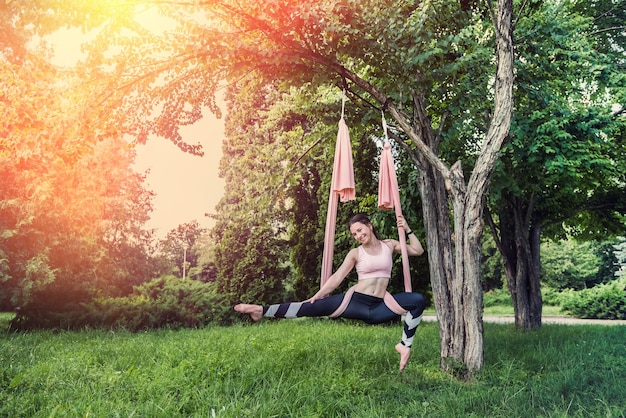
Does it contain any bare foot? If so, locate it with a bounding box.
[234,304,263,322]
[395,343,411,371]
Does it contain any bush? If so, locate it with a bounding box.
[540,287,561,306]
[11,276,239,331]
[560,277,626,320]
[483,288,513,307]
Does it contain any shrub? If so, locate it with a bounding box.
[560,277,626,320]
[11,275,238,331]
[540,287,561,306]
[483,288,513,307]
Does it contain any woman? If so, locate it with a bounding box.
[235,213,427,371]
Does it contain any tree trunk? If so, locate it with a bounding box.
[414,130,461,369]
[416,152,487,375]
[402,0,512,375]
[488,198,542,329]
[529,222,543,324]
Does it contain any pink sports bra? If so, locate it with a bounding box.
[355,242,393,280]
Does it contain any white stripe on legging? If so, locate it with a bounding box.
[285,302,303,318]
[401,312,423,347]
[264,302,303,318]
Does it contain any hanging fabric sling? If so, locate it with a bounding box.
[321,103,412,318]
[377,110,412,293]
[320,91,355,288]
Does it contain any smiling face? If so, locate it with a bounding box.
[350,221,373,245]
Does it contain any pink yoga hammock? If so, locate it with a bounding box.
[378,111,412,293]
[320,99,412,317]
[320,93,354,289]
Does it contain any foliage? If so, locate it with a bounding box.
[481,229,504,291]
[0,1,166,314]
[485,282,626,318]
[1,320,625,417]
[10,275,237,331]
[541,239,619,290]
[571,0,626,58]
[0,131,158,308]
[493,0,626,234]
[483,0,626,327]
[560,277,626,320]
[540,286,562,307]
[289,153,326,300]
[192,231,219,282]
[483,288,513,307]
[211,77,297,305]
[158,221,208,278]
[614,236,626,278]
[215,222,289,306]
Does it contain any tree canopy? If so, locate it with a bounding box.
[483,0,626,328]
[1,1,158,312]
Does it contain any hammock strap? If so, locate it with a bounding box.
[321,89,355,287]
[320,187,338,286]
[379,111,412,292]
[321,104,412,296]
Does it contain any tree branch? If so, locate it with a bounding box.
[589,25,626,37]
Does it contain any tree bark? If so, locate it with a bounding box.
[392,0,513,374]
[487,198,543,330]
[528,222,543,326]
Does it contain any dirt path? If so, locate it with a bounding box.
[422,314,626,326]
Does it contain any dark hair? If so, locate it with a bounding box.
[347,213,379,239]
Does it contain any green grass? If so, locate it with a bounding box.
[423,305,564,316]
[1,312,624,418]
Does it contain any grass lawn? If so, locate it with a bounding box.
[423,305,565,316]
[1,312,624,417]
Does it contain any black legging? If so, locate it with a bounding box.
[262,291,427,347]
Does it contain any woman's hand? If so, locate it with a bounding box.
[396,214,411,233]
[306,291,325,304]
[308,249,358,304]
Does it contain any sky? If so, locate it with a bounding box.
[48,25,226,238]
[133,112,226,237]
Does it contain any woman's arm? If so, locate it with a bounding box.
[308,248,358,304]
[405,230,424,256]
[395,215,424,256]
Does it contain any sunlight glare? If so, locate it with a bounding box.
[44,2,226,237]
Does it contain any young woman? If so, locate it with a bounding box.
[235,213,427,371]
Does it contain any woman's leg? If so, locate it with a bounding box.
[236,292,426,371]
[392,292,427,348]
[361,291,426,371]
[340,292,388,321]
[235,294,345,321]
[362,292,426,327]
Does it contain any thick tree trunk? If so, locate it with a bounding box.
[411,94,486,373]
[528,222,543,324]
[417,156,486,374]
[415,151,461,367]
[405,0,512,375]
[459,163,486,373]
[489,199,542,329]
